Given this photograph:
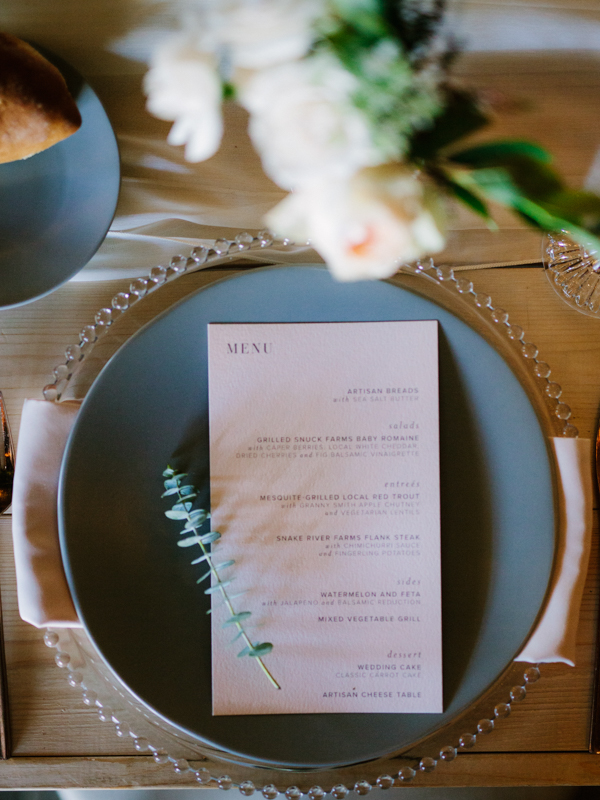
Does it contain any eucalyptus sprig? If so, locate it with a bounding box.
[162,467,280,690]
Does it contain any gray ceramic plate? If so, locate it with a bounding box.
[59,266,556,769]
[0,46,120,309]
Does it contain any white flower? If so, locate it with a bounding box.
[240,54,382,190]
[144,34,223,162]
[266,165,446,281]
[203,0,320,70]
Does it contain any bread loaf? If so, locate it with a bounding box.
[0,32,82,164]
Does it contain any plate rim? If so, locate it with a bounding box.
[57,264,560,769]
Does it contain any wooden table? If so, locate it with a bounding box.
[1,32,600,791]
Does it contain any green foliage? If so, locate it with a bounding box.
[435,141,600,250]
[162,467,280,689]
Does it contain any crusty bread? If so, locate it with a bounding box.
[0,32,82,164]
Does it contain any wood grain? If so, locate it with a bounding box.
[0,40,598,787]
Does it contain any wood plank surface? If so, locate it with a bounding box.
[0,27,599,789]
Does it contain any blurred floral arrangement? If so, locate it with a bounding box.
[144,0,600,281]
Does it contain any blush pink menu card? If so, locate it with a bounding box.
[208,321,442,715]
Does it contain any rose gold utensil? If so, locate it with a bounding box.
[590,425,600,754]
[0,392,14,514]
[0,392,13,757]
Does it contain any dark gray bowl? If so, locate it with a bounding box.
[0,46,120,308]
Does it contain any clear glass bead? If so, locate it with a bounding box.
[43,384,58,401]
[153,752,169,765]
[214,239,231,256]
[129,279,148,297]
[285,787,301,800]
[308,787,324,800]
[258,229,274,247]
[332,784,349,798]
[150,266,168,284]
[134,737,149,752]
[397,767,416,783]
[191,246,209,264]
[219,776,233,791]
[262,784,278,799]
[419,757,437,772]
[97,707,112,722]
[524,666,541,683]
[44,631,59,648]
[436,266,454,281]
[174,758,189,774]
[521,342,538,359]
[54,364,70,381]
[111,293,130,312]
[235,232,254,250]
[354,780,371,795]
[439,745,457,761]
[456,278,473,294]
[491,308,509,324]
[545,382,562,399]
[534,361,551,378]
[194,767,211,784]
[506,324,524,341]
[376,775,394,790]
[115,722,129,738]
[55,652,70,668]
[563,422,579,437]
[510,685,526,702]
[170,255,186,271]
[494,702,511,718]
[475,293,491,308]
[64,344,80,363]
[555,402,572,420]
[477,718,494,734]
[82,690,97,706]
[79,325,97,343]
[459,732,476,748]
[239,782,256,796]
[67,671,83,687]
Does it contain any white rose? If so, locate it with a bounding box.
[241,54,382,190]
[144,34,223,162]
[204,0,320,70]
[266,165,446,281]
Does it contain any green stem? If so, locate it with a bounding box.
[177,488,280,690]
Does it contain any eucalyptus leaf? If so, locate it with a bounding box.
[177,536,199,548]
[215,559,235,571]
[205,579,233,594]
[200,531,221,545]
[162,466,279,688]
[165,509,188,520]
[171,501,193,512]
[222,611,252,627]
[248,643,274,658]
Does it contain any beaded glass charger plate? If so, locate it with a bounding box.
[57,262,564,772]
[0,46,120,309]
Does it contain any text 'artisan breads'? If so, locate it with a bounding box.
[0,32,82,164]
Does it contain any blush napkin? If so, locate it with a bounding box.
[11,400,594,664]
